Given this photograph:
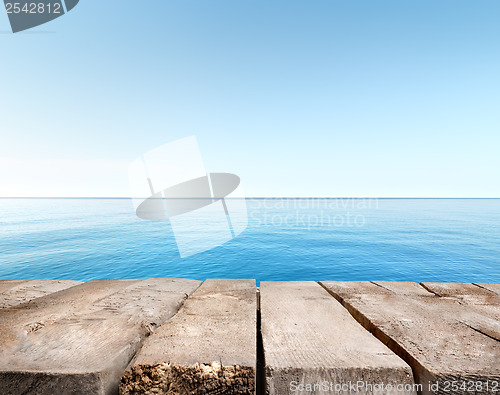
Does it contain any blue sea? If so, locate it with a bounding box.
[1,198,499,283]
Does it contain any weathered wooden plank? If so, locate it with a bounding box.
[421,282,500,316]
[320,281,500,395]
[421,282,498,298]
[475,283,500,295]
[420,282,500,341]
[0,279,82,309]
[0,280,30,293]
[261,281,416,395]
[0,278,201,395]
[373,281,433,297]
[120,279,256,395]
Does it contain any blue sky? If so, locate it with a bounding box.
[1,0,499,197]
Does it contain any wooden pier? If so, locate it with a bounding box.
[0,279,499,394]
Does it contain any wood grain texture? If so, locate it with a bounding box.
[0,279,82,309]
[420,282,500,342]
[120,279,257,395]
[475,283,500,295]
[0,278,201,395]
[261,281,415,395]
[320,281,500,395]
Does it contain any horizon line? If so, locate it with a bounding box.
[1,197,499,200]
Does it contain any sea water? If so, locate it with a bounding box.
[0,198,499,283]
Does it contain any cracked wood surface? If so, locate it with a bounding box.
[260,281,416,394]
[0,280,82,309]
[120,279,257,395]
[0,278,201,395]
[320,281,500,395]
[0,279,499,395]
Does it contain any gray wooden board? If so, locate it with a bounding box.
[120,279,257,395]
[261,281,416,395]
[0,278,201,395]
[0,280,30,293]
[0,279,82,309]
[420,282,500,341]
[320,281,500,395]
[475,283,500,295]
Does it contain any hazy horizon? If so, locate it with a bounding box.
[1,196,499,199]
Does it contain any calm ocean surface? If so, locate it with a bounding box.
[0,198,499,283]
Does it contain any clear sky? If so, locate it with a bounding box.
[1,0,499,197]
